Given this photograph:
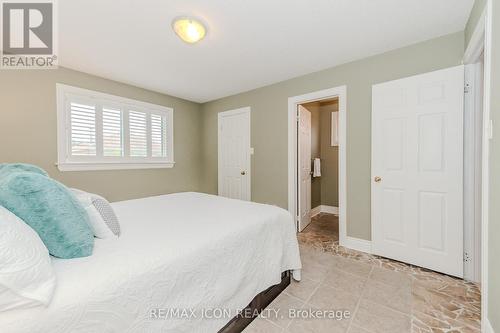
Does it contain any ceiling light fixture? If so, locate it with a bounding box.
[172,17,206,44]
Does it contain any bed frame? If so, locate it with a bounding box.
[218,271,291,333]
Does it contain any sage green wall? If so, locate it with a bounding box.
[465,0,487,49]
[319,102,339,207]
[200,32,464,240]
[0,67,202,202]
[488,1,500,330]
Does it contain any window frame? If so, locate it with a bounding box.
[56,83,174,171]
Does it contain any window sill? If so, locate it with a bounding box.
[57,161,175,172]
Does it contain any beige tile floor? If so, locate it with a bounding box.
[243,214,481,333]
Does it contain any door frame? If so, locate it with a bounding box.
[463,63,484,283]
[463,3,492,331]
[217,107,251,200]
[288,86,347,245]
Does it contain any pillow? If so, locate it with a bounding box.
[91,194,121,236]
[0,163,48,179]
[71,189,116,239]
[0,206,56,312]
[0,172,94,259]
[71,189,121,236]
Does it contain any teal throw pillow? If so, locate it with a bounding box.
[0,172,94,259]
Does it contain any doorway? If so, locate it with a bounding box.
[297,99,341,239]
[288,86,347,246]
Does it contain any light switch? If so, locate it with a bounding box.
[250,147,255,155]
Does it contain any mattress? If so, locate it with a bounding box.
[0,192,301,333]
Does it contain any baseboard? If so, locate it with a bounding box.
[311,206,322,217]
[485,318,495,333]
[311,205,339,217]
[341,236,372,254]
[310,206,372,255]
[321,205,339,215]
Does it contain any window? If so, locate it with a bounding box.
[56,84,174,171]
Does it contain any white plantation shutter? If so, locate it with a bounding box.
[129,111,148,157]
[70,101,96,156]
[151,114,166,157]
[57,84,174,171]
[102,107,123,157]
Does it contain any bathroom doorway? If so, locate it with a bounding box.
[296,98,340,249]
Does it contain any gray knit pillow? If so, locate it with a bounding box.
[90,196,121,236]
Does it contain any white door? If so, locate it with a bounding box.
[218,107,251,201]
[298,105,312,231]
[372,65,464,277]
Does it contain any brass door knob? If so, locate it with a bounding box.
[241,171,246,175]
[374,176,382,183]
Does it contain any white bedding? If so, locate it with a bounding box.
[0,192,301,333]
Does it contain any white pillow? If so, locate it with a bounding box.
[71,189,116,239]
[0,206,56,312]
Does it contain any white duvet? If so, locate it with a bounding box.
[0,192,301,333]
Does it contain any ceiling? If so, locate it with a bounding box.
[59,0,474,103]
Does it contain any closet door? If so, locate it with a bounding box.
[218,107,251,201]
[372,65,464,277]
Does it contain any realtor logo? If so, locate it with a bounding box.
[1,0,58,68]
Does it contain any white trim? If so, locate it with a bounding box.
[463,8,486,64]
[485,319,494,333]
[311,206,322,217]
[464,63,484,283]
[217,107,251,201]
[56,84,172,113]
[56,84,174,171]
[217,106,251,118]
[462,3,491,328]
[56,161,175,172]
[320,205,339,215]
[288,86,347,245]
[463,65,474,280]
[481,0,492,329]
[473,61,484,283]
[343,237,372,254]
[311,205,339,217]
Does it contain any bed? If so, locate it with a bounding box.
[0,192,302,333]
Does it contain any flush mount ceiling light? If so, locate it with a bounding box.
[172,17,206,44]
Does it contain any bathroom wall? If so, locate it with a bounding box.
[319,100,339,207]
